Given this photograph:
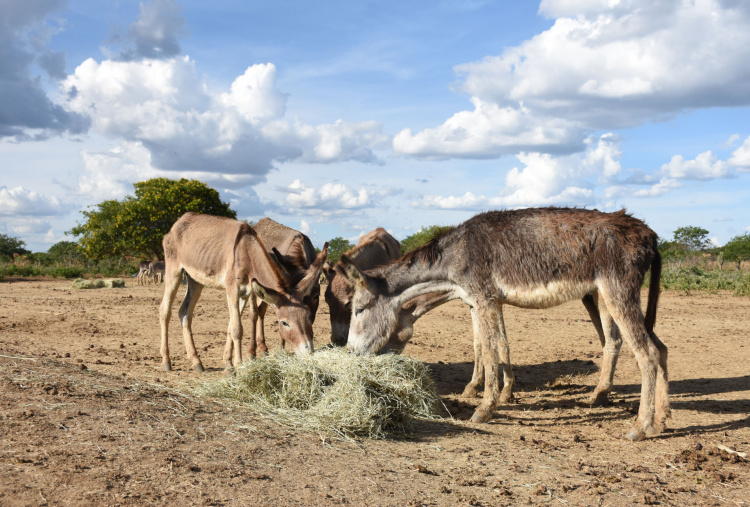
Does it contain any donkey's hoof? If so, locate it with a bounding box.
[192,363,205,373]
[499,390,515,404]
[624,427,646,441]
[470,409,492,424]
[460,385,479,398]
[587,391,611,407]
[161,362,172,372]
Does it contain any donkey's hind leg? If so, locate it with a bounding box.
[178,274,205,372]
[582,292,622,406]
[599,285,663,440]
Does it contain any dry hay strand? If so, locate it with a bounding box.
[196,347,444,439]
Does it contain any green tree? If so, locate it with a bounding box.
[69,178,236,260]
[400,225,453,255]
[0,233,31,260]
[722,233,750,270]
[326,237,355,265]
[673,226,711,253]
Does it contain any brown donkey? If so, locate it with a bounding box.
[249,218,328,355]
[323,227,401,346]
[159,213,318,372]
[341,207,667,441]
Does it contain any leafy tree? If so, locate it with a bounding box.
[400,225,453,255]
[722,233,750,270]
[326,237,355,265]
[0,233,31,260]
[69,178,236,260]
[673,226,711,253]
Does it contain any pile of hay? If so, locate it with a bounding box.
[197,347,444,439]
[71,278,125,289]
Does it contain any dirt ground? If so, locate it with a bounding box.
[1,278,748,506]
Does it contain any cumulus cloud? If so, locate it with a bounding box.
[397,0,750,159]
[112,0,186,61]
[63,53,387,199]
[0,186,72,217]
[728,135,750,170]
[285,180,371,210]
[0,0,90,139]
[393,99,583,159]
[660,151,731,180]
[419,134,620,209]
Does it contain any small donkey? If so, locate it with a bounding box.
[340,207,667,441]
[159,213,320,371]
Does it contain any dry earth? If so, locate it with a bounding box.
[1,278,749,506]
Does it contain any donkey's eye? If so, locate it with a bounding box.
[354,307,364,317]
[281,320,291,328]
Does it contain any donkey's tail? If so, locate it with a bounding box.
[644,249,661,335]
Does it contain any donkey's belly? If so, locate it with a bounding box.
[501,280,593,309]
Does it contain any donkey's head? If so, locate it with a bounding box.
[337,255,400,355]
[251,280,314,355]
[324,263,357,347]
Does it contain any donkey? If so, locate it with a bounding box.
[147,260,165,284]
[244,217,328,355]
[159,212,319,372]
[323,227,401,346]
[136,260,151,285]
[340,207,667,441]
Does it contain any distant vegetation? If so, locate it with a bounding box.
[4,196,750,296]
[399,225,453,255]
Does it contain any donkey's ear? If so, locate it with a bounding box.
[338,254,375,293]
[321,261,334,282]
[296,242,329,297]
[251,279,282,307]
[270,247,294,275]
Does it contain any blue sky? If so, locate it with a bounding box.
[2,0,749,252]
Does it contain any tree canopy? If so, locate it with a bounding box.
[673,226,711,252]
[69,178,236,260]
[722,232,750,266]
[326,237,355,265]
[0,233,30,260]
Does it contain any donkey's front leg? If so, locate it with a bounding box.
[226,291,244,368]
[177,275,205,372]
[462,306,514,402]
[469,304,505,423]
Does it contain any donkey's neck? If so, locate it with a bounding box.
[374,253,461,309]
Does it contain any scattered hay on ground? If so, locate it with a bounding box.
[196,347,444,439]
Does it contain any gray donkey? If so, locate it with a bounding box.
[340,207,667,441]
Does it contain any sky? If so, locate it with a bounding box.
[1,0,750,253]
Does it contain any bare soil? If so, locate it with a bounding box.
[1,278,749,506]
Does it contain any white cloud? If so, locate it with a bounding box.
[63,57,387,194]
[728,135,750,170]
[0,186,72,217]
[394,99,583,159]
[398,0,750,159]
[660,151,730,180]
[285,180,372,211]
[418,133,618,209]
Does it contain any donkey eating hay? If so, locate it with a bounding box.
[341,207,668,441]
[159,213,322,372]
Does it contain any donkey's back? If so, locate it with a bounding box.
[445,208,659,309]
